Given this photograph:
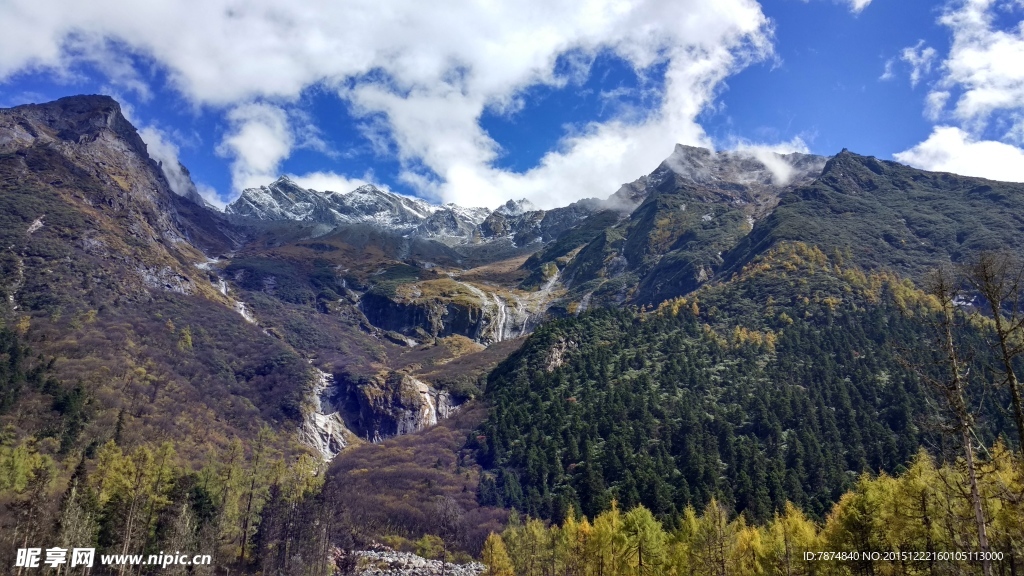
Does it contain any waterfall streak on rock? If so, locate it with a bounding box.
[301,368,349,461]
[492,294,507,343]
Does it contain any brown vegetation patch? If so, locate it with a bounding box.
[326,402,506,555]
[457,255,532,285]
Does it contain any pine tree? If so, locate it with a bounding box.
[238,426,275,563]
[918,268,993,576]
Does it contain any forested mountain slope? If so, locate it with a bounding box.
[0,96,314,457]
[477,243,1018,526]
[540,149,1024,311]
[722,150,1024,281]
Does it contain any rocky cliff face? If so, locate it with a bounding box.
[611,144,826,213]
[301,367,352,460]
[334,371,457,442]
[0,95,240,299]
[360,277,553,345]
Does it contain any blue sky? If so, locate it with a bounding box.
[1,0,1023,209]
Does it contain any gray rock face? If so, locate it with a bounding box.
[359,278,550,345]
[0,95,150,159]
[335,371,457,443]
[301,366,464,461]
[0,95,236,295]
[658,144,826,188]
[300,367,350,461]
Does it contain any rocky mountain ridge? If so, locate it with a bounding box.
[0,95,464,464]
[227,176,608,249]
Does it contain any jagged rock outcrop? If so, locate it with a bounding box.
[545,338,578,372]
[360,291,485,341]
[611,144,826,215]
[0,95,237,298]
[225,177,605,248]
[336,371,457,441]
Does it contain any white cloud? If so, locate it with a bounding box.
[732,136,813,185]
[196,183,226,211]
[925,90,951,120]
[0,0,773,209]
[140,124,230,209]
[64,35,152,100]
[895,125,1024,182]
[880,58,896,81]
[896,0,1024,183]
[287,171,371,194]
[847,0,873,14]
[901,41,937,87]
[881,40,937,87]
[932,0,1024,134]
[337,1,773,208]
[139,125,194,196]
[215,103,294,192]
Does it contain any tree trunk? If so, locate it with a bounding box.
[961,428,992,576]
[942,285,992,576]
[993,311,1024,454]
[969,254,1024,455]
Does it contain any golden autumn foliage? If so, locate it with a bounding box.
[482,532,515,576]
[487,448,1024,575]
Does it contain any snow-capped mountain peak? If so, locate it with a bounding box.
[495,198,538,217]
[225,179,573,244]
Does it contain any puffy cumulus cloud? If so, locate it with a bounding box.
[896,0,1024,182]
[895,126,1024,182]
[932,0,1024,137]
[216,103,294,192]
[0,0,773,209]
